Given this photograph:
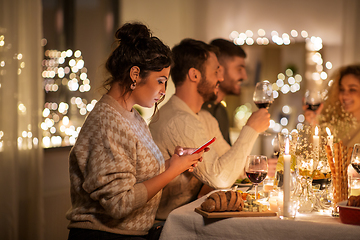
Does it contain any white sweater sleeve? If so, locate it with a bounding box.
[158,110,258,189]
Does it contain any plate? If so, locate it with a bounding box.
[338,200,360,225]
[194,207,277,218]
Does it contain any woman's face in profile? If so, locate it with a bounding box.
[339,74,360,115]
[132,66,170,108]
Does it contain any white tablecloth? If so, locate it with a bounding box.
[159,191,360,240]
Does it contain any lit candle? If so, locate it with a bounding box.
[326,127,333,152]
[283,138,291,218]
[313,126,320,164]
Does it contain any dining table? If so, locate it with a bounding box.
[159,188,360,240]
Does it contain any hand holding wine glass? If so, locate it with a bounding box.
[245,155,268,200]
[253,81,273,135]
[351,144,360,174]
[304,89,323,111]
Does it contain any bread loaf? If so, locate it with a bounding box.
[347,195,360,207]
[201,190,244,213]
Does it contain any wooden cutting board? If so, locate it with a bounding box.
[195,207,277,218]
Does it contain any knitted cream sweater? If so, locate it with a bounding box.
[66,94,165,236]
[149,95,258,219]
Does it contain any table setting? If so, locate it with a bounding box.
[159,129,360,240]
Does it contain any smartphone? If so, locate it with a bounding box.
[191,137,216,154]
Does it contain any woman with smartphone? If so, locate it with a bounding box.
[66,22,204,240]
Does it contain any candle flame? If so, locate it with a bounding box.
[285,138,290,155]
[326,127,331,136]
[315,126,319,136]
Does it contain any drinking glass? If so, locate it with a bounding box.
[253,81,273,136]
[245,155,268,200]
[304,89,322,111]
[351,143,360,174]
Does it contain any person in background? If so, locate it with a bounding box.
[304,64,360,176]
[149,38,270,220]
[66,23,205,240]
[202,38,247,145]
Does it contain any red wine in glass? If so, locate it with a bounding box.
[254,100,273,110]
[351,144,360,174]
[306,102,321,111]
[246,170,268,183]
[352,163,360,174]
[304,90,322,111]
[253,82,273,136]
[245,155,268,199]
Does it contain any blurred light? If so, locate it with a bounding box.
[80,72,87,80]
[50,127,56,134]
[263,38,269,45]
[276,79,284,87]
[235,38,245,45]
[295,74,302,82]
[239,33,247,40]
[288,77,295,85]
[298,114,305,122]
[42,137,51,148]
[328,79,334,87]
[41,38,47,46]
[281,84,290,94]
[271,31,279,36]
[258,29,266,36]
[320,71,327,80]
[282,105,291,114]
[66,49,73,57]
[291,30,298,37]
[42,108,50,117]
[245,30,253,37]
[229,31,239,40]
[246,38,254,45]
[74,50,82,58]
[269,119,275,129]
[301,30,308,38]
[312,72,320,80]
[273,90,279,99]
[277,73,285,80]
[274,123,282,132]
[326,61,333,69]
[297,123,304,130]
[62,116,70,126]
[285,69,293,76]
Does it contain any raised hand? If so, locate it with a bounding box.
[245,108,271,133]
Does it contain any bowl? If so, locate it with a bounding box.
[338,200,360,225]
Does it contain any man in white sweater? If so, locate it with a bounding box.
[149,39,270,220]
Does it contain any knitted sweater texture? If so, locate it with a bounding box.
[66,94,165,236]
[149,95,258,219]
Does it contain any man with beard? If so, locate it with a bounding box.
[202,38,248,145]
[149,39,270,220]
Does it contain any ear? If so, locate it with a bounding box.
[130,66,140,82]
[188,68,202,83]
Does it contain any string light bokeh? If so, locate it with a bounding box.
[41,45,97,148]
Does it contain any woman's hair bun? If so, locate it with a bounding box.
[115,22,151,45]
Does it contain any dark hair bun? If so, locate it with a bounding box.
[115,22,151,45]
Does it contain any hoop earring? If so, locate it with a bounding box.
[130,80,136,90]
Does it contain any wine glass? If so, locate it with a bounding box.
[351,144,360,174]
[304,89,322,111]
[245,155,268,200]
[253,81,274,135]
